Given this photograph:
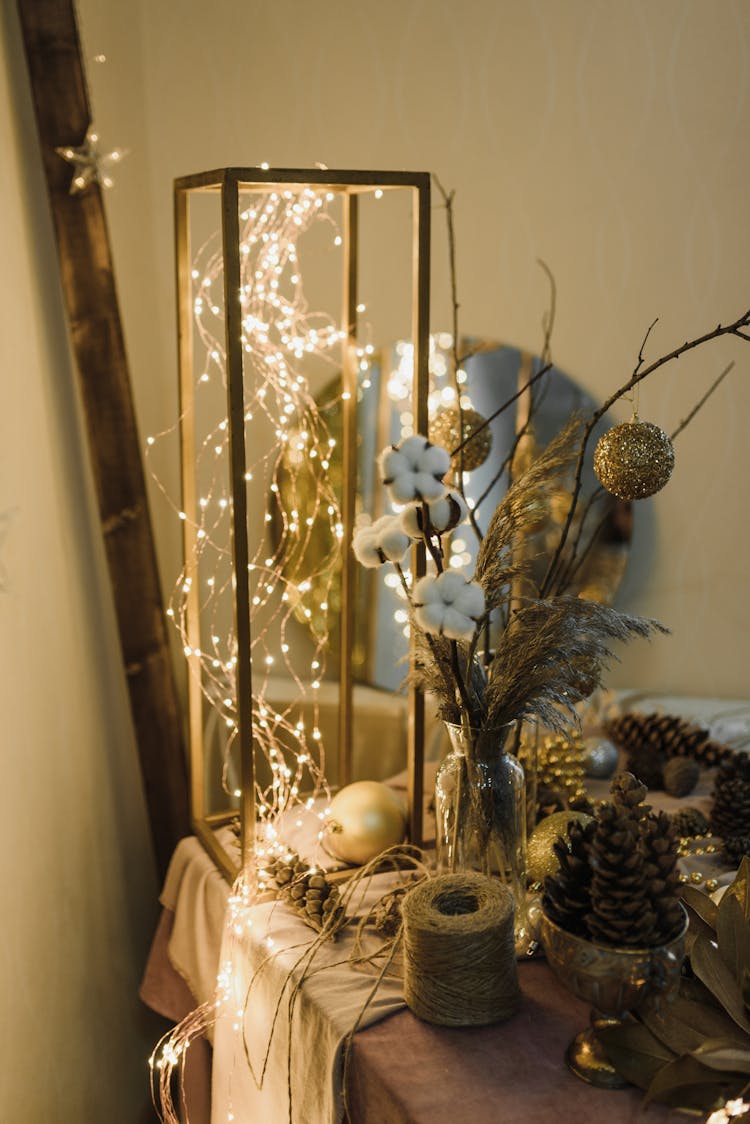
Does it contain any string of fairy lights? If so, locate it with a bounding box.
[145,185,482,840]
[146,185,364,844]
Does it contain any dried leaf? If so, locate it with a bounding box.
[596,1019,674,1091]
[689,1036,750,1073]
[717,892,750,991]
[643,1054,739,1111]
[732,856,750,919]
[681,884,719,930]
[640,996,748,1057]
[678,976,721,1008]
[692,934,750,1035]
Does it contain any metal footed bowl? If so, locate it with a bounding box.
[539,907,688,1088]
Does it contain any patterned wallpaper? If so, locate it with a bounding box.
[83,0,750,696]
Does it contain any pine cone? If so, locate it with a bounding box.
[372,887,406,938]
[710,753,750,840]
[586,803,658,947]
[641,811,683,944]
[663,756,700,799]
[610,771,650,817]
[606,711,733,779]
[542,818,596,937]
[536,732,588,810]
[723,835,750,866]
[671,806,710,838]
[262,850,347,936]
[569,793,598,817]
[536,784,567,819]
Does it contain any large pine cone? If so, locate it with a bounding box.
[586,803,658,947]
[262,850,347,936]
[542,818,596,937]
[710,753,750,840]
[671,806,710,838]
[641,811,683,944]
[606,712,733,789]
[723,835,750,866]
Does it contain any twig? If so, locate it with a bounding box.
[537,259,557,366]
[540,309,750,596]
[670,361,734,441]
[450,639,477,722]
[551,360,736,594]
[450,361,553,457]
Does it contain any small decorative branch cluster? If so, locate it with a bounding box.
[354,421,665,740]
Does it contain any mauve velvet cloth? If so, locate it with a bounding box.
[346,960,687,1124]
[143,910,686,1123]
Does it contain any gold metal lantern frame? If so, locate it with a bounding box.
[175,167,431,880]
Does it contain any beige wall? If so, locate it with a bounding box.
[81,0,750,699]
[1,0,748,1113]
[0,5,159,1120]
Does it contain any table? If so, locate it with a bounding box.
[140,844,688,1124]
[141,694,750,1122]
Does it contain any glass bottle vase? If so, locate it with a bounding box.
[435,722,529,951]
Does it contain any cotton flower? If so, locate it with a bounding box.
[380,435,451,504]
[400,490,467,539]
[352,515,411,568]
[413,571,485,641]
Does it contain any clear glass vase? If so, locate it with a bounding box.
[435,722,529,951]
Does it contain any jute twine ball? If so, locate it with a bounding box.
[429,407,492,472]
[401,873,520,1026]
[593,420,675,500]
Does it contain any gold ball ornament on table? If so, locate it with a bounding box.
[527,811,595,885]
[429,407,492,472]
[593,419,675,500]
[324,781,407,865]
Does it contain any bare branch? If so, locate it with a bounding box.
[537,258,557,365]
[540,308,750,596]
[670,362,734,441]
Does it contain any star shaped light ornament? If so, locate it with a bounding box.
[55,127,128,195]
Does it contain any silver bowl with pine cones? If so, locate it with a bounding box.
[539,772,688,1088]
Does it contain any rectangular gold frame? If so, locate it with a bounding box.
[175,167,430,880]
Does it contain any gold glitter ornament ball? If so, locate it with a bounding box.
[527,810,594,884]
[593,420,675,500]
[429,407,492,471]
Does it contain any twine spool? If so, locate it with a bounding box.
[401,873,520,1026]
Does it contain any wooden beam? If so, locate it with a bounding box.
[17,0,189,877]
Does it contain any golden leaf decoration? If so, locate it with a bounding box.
[691,935,750,1036]
[643,1054,745,1112]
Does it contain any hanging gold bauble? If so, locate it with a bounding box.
[429,407,492,471]
[593,420,675,500]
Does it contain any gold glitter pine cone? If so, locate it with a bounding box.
[593,420,675,500]
[429,407,492,471]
